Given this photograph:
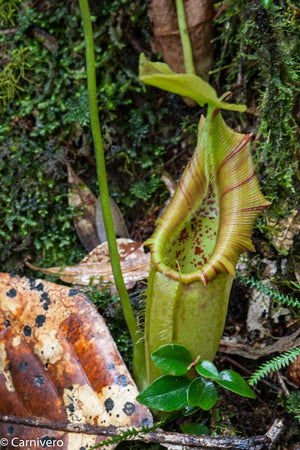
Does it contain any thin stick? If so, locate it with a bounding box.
[0,415,284,449]
[78,0,145,389]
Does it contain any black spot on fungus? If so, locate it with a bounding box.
[142,417,152,427]
[35,314,46,327]
[28,279,44,291]
[104,398,114,412]
[107,363,115,370]
[40,292,50,302]
[68,403,75,412]
[19,361,28,372]
[69,288,80,296]
[68,385,74,391]
[28,279,36,290]
[4,319,11,328]
[35,283,44,291]
[34,375,44,387]
[8,426,14,434]
[23,325,32,337]
[6,288,17,298]
[116,374,129,387]
[123,402,135,416]
[43,303,49,311]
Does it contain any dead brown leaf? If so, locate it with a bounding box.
[0,273,152,448]
[267,210,300,253]
[287,354,300,387]
[68,165,100,252]
[26,239,150,289]
[95,197,129,243]
[148,0,214,81]
[218,328,300,360]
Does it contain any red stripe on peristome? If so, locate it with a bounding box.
[178,178,192,209]
[220,171,256,198]
[240,205,269,212]
[216,134,252,176]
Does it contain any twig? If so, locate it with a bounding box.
[0,415,284,449]
[276,370,290,396]
[264,419,284,445]
[1,27,19,34]
[218,328,300,360]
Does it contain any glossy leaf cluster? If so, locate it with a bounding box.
[137,344,255,412]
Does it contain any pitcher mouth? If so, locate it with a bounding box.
[146,111,270,288]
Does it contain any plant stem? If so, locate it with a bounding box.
[78,0,145,389]
[175,0,196,75]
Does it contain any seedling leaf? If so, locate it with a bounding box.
[195,360,219,379]
[136,375,190,411]
[216,370,256,399]
[151,344,193,375]
[187,377,218,410]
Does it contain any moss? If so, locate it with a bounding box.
[213,0,299,216]
[0,0,178,273]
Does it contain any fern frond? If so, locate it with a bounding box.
[249,347,300,386]
[90,417,169,449]
[236,272,300,309]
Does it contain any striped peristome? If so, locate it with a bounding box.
[147,110,270,287]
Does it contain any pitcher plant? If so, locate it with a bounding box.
[78,0,270,390]
[139,55,271,384]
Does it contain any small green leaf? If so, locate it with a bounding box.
[182,405,200,416]
[196,360,219,379]
[261,0,273,8]
[187,377,218,410]
[181,422,210,436]
[139,53,246,112]
[151,344,193,375]
[216,370,256,399]
[136,375,190,411]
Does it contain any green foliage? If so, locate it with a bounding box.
[0,0,177,272]
[286,390,300,420]
[260,0,273,9]
[0,47,33,110]
[130,178,166,202]
[137,344,255,412]
[0,1,88,271]
[151,344,193,376]
[214,0,299,216]
[0,0,22,27]
[180,422,210,436]
[237,272,300,309]
[249,347,300,386]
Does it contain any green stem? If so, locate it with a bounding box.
[78,0,145,389]
[175,0,196,75]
